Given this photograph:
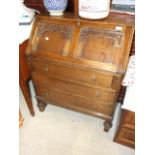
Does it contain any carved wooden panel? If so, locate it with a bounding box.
[31,22,74,56]
[75,27,124,65]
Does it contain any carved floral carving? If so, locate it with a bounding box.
[36,22,73,39]
[79,27,124,47]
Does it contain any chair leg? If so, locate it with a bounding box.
[20,78,35,116]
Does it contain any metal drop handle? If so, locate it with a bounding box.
[45,93,49,96]
[91,75,96,81]
[96,91,101,97]
[43,81,47,84]
[45,67,48,72]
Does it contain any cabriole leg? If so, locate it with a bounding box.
[103,119,112,132]
[37,101,47,112]
[37,98,47,112]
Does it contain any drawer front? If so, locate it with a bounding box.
[32,72,118,104]
[115,127,135,148]
[30,60,115,89]
[35,86,115,117]
[122,110,135,127]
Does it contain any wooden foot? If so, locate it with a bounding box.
[30,110,35,116]
[37,102,47,112]
[103,120,112,132]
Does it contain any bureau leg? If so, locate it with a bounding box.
[103,120,112,132]
[37,102,47,112]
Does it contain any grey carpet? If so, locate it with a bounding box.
[19,81,135,155]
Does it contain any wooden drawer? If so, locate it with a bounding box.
[114,127,135,149]
[122,110,135,128]
[35,86,115,118]
[32,72,118,104]
[29,59,117,89]
[114,109,135,148]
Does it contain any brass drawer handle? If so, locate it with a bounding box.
[45,93,49,96]
[96,91,101,97]
[45,67,48,72]
[43,81,47,84]
[91,75,96,81]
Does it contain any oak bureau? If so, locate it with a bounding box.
[26,15,134,131]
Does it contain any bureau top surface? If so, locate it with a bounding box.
[34,13,135,26]
[26,15,134,74]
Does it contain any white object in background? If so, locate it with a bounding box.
[19,0,39,25]
[122,55,135,87]
[121,55,135,112]
[112,0,135,5]
[122,84,135,112]
[19,0,37,44]
[19,21,33,44]
[79,0,110,19]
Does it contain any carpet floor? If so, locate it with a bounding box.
[19,81,135,155]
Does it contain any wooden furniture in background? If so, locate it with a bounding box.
[114,109,135,148]
[25,14,134,131]
[19,40,35,116]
